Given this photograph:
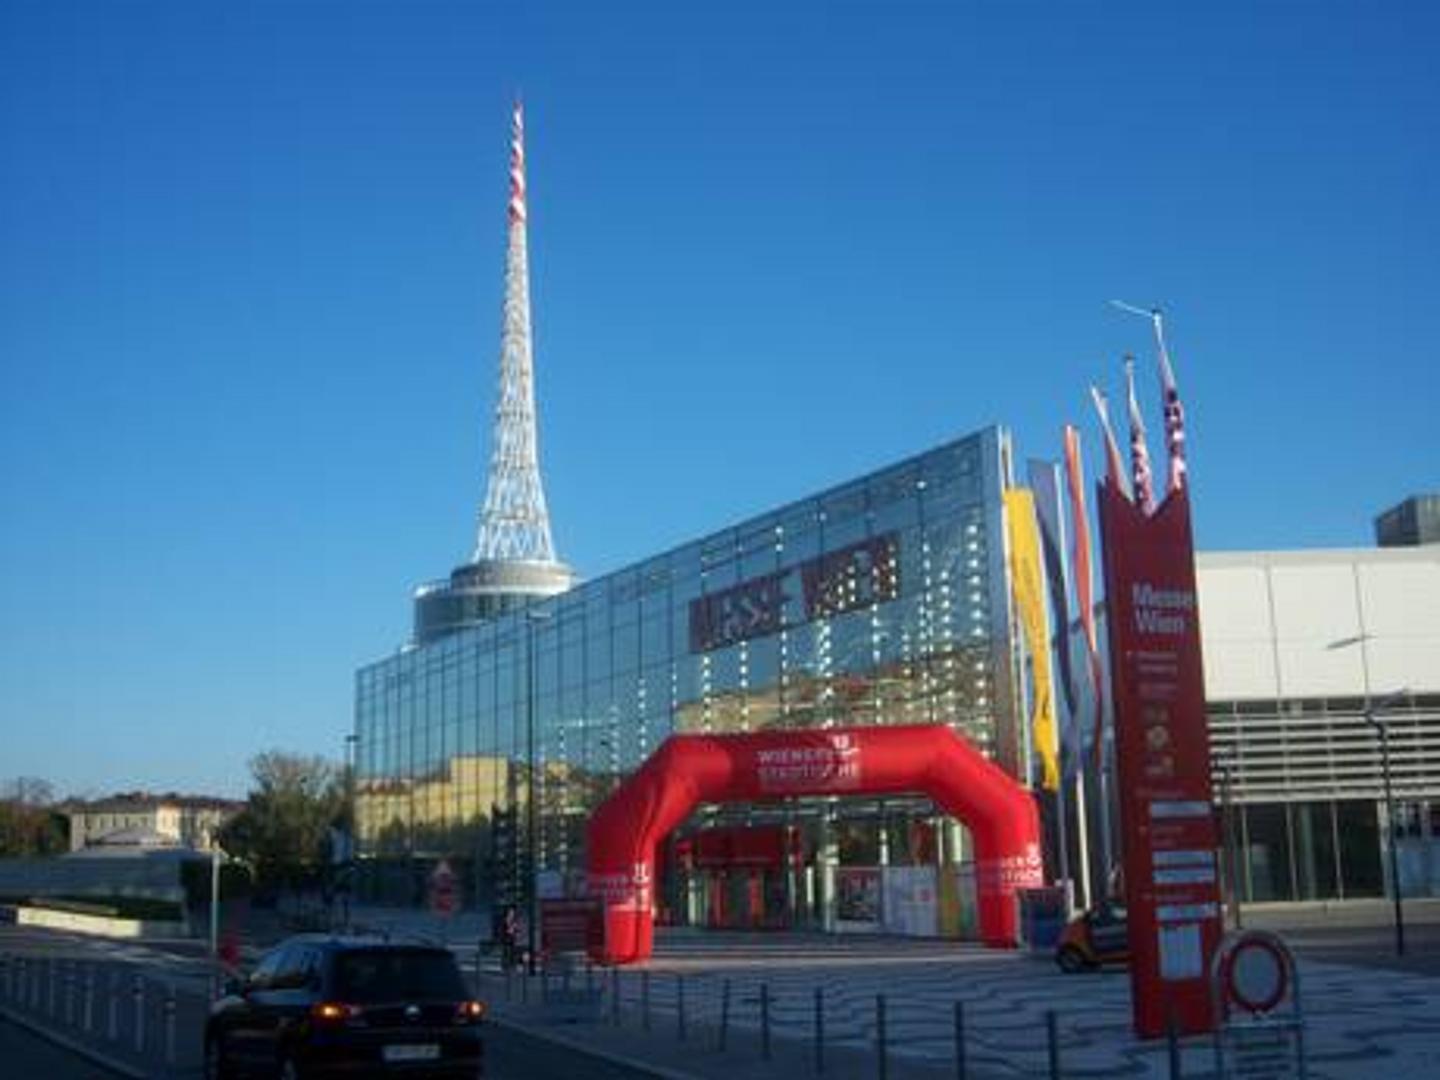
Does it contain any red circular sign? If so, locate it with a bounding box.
[429,861,457,916]
[1224,935,1288,1014]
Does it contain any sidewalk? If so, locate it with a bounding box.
[462,928,1440,1080]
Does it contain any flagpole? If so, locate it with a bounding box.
[1095,679,1115,898]
[1072,750,1092,909]
[1054,747,1072,911]
[1050,463,1090,913]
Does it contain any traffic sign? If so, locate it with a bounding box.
[1210,931,1305,1079]
[1224,935,1289,1015]
[429,859,457,918]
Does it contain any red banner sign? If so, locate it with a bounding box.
[1098,483,1222,1038]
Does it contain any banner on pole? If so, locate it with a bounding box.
[1005,488,1060,791]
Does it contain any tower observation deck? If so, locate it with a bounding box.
[414,102,575,644]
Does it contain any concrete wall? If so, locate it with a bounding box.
[12,905,186,940]
[1197,546,1440,702]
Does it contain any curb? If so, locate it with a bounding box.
[487,1012,703,1080]
[0,1004,146,1079]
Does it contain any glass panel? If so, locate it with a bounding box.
[1336,800,1383,897]
[1294,801,1339,900]
[1243,803,1294,902]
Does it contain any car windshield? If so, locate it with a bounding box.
[334,950,467,1003]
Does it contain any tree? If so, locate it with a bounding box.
[218,752,349,893]
[0,776,67,857]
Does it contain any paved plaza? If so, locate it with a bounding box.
[471,924,1440,1079]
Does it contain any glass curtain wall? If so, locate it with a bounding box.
[354,428,1015,905]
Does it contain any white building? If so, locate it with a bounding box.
[1197,543,1440,901]
[66,794,242,853]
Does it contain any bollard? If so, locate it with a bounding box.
[611,967,620,1027]
[1047,1010,1060,1080]
[48,957,58,1016]
[761,982,771,1061]
[84,965,95,1033]
[677,974,686,1042]
[32,957,41,1010]
[65,961,76,1026]
[718,979,731,1052]
[954,1000,967,1080]
[164,989,177,1068]
[642,970,651,1031]
[815,986,825,1075]
[1166,1008,1181,1079]
[876,994,888,1080]
[133,975,145,1055]
[107,969,119,1041]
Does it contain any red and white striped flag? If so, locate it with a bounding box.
[1089,385,1131,500]
[1152,310,1186,494]
[1125,356,1156,513]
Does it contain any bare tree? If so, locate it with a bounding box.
[2,777,55,807]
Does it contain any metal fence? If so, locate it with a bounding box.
[0,951,207,1078]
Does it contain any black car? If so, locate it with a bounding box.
[205,935,485,1078]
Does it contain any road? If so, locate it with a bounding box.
[0,1016,644,1079]
[0,1016,121,1079]
[0,924,657,1079]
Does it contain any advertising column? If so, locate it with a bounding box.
[1098,483,1222,1038]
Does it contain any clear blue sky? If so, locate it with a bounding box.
[2,2,1434,798]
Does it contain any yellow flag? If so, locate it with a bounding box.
[1005,488,1059,790]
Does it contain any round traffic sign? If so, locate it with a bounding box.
[1224,934,1289,1014]
[430,860,457,916]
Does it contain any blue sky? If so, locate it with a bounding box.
[2,2,1435,797]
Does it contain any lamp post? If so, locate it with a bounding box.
[1213,754,1242,930]
[343,733,359,931]
[209,844,222,997]
[524,608,550,975]
[1365,687,1410,957]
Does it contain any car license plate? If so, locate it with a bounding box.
[383,1044,440,1062]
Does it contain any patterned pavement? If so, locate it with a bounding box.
[474,929,1440,1079]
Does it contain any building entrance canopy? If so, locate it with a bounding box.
[585,723,1042,963]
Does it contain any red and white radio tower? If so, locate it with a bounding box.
[413,102,575,644]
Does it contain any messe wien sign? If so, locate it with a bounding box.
[688,533,900,653]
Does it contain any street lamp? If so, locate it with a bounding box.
[523,607,551,975]
[343,733,359,931]
[1365,687,1410,957]
[1213,752,1242,930]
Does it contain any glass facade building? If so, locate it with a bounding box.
[353,427,1026,910]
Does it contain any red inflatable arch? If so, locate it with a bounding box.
[585,724,1042,964]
